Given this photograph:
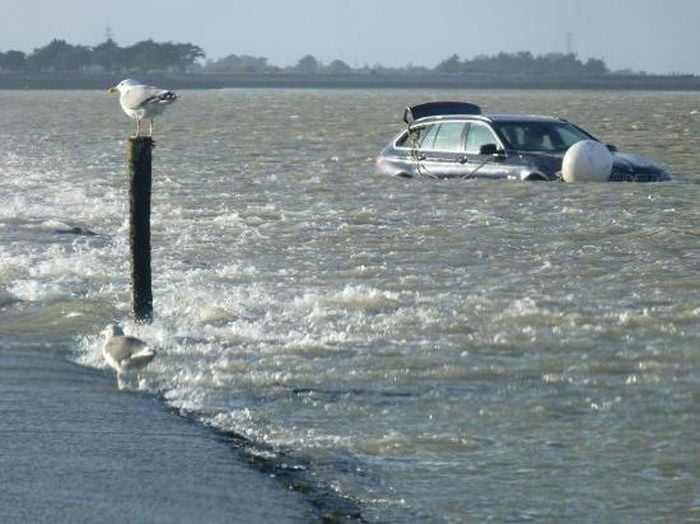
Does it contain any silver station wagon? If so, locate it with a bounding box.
[375,101,671,182]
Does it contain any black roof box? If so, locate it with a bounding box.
[403,101,481,124]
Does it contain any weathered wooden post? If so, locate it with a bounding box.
[128,136,154,323]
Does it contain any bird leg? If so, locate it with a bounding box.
[148,119,155,137]
[117,372,125,390]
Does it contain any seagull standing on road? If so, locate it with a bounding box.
[108,78,178,137]
[101,323,157,389]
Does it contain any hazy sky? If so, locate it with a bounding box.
[2,0,699,74]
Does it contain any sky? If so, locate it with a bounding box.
[1,0,699,74]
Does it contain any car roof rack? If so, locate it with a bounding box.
[403,101,482,124]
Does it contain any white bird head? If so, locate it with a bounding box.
[101,323,125,339]
[108,78,139,95]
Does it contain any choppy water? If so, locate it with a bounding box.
[1,88,699,522]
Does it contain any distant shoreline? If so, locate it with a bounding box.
[1,72,699,91]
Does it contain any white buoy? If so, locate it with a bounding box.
[562,140,613,183]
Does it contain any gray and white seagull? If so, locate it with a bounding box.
[101,323,157,389]
[108,78,178,137]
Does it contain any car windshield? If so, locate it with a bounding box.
[493,121,594,152]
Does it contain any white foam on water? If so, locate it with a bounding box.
[4,90,698,523]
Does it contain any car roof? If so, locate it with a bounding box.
[411,113,566,125]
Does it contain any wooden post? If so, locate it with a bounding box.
[128,136,153,323]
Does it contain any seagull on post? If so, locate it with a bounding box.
[108,78,178,137]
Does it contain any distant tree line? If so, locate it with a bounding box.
[0,38,204,74]
[434,51,608,76]
[204,51,611,78]
[203,53,361,75]
[1,38,624,78]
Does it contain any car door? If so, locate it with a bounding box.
[414,121,468,178]
[459,122,519,179]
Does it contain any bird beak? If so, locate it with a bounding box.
[108,86,117,94]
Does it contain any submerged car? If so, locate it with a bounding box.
[375,101,671,182]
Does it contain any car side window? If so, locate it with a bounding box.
[396,132,411,148]
[498,123,560,151]
[431,122,467,152]
[554,125,587,149]
[397,125,429,148]
[418,124,440,149]
[521,125,554,151]
[464,122,500,155]
[396,122,468,152]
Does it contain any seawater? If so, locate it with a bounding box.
[1,88,699,522]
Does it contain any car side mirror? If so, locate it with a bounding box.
[479,143,503,157]
[606,144,618,153]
